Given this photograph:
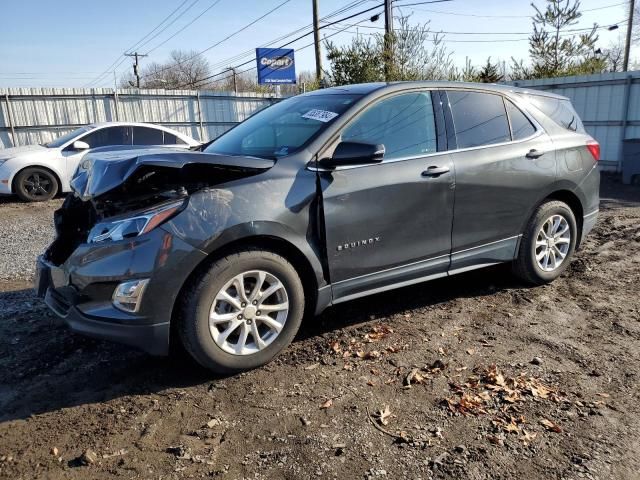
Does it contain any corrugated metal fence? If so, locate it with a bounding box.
[0,88,281,149]
[510,71,640,171]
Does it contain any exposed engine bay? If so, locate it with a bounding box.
[45,151,275,265]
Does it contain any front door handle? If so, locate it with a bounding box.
[526,149,544,159]
[422,165,450,177]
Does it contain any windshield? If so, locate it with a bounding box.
[204,94,361,159]
[44,126,95,148]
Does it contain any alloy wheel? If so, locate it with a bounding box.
[208,270,289,355]
[535,214,571,272]
[22,172,53,199]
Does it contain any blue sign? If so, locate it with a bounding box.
[256,48,296,85]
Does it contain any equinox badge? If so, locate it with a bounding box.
[336,237,381,251]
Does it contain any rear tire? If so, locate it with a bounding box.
[15,167,59,202]
[178,249,305,374]
[513,200,577,285]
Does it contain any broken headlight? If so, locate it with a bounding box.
[87,200,185,243]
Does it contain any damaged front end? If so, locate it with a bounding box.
[45,151,274,266]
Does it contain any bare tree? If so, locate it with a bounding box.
[325,14,454,85]
[385,15,454,81]
[604,37,625,71]
[120,50,211,89]
[633,1,640,44]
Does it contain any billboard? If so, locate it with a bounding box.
[256,48,296,85]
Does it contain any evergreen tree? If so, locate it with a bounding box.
[528,0,605,77]
[477,57,505,83]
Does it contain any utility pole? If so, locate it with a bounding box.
[623,0,635,71]
[225,67,238,94]
[125,52,148,88]
[384,0,393,81]
[312,0,323,84]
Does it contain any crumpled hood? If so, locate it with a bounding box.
[0,144,48,161]
[70,150,275,201]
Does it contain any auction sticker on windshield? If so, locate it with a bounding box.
[302,109,339,123]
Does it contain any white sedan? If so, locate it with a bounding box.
[0,122,200,202]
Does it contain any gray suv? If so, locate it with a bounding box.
[36,82,600,373]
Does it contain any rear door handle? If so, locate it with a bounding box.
[526,149,544,159]
[421,165,450,177]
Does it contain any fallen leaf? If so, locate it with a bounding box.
[521,430,537,443]
[330,341,341,354]
[404,368,425,387]
[320,399,333,409]
[466,349,475,355]
[596,392,610,398]
[540,418,562,433]
[373,405,393,425]
[362,350,381,360]
[504,421,520,434]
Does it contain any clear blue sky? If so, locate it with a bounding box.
[0,0,629,88]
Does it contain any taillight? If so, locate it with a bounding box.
[586,140,600,162]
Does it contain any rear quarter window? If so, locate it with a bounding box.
[523,94,585,133]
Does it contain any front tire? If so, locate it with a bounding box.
[15,167,59,202]
[178,249,305,374]
[513,200,577,285]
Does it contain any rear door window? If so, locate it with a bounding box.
[163,132,187,145]
[341,91,438,160]
[446,91,511,149]
[505,100,536,140]
[80,126,132,148]
[132,126,164,145]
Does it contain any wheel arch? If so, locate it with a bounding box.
[170,234,322,348]
[11,164,63,195]
[519,187,584,251]
[542,189,584,247]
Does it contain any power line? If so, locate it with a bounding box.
[403,1,626,18]
[144,0,223,55]
[201,1,374,77]
[138,0,292,81]
[325,19,627,43]
[179,4,387,89]
[183,13,382,90]
[83,0,193,87]
[332,21,626,35]
[131,0,201,53]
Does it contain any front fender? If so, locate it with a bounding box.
[161,186,327,290]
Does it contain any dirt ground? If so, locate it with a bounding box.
[0,175,639,480]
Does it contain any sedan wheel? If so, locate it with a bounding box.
[209,270,289,355]
[15,167,59,202]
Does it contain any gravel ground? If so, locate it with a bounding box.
[0,177,639,480]
[0,196,62,282]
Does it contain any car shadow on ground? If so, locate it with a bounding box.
[0,265,524,423]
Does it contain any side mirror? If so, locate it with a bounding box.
[72,140,90,151]
[318,141,385,169]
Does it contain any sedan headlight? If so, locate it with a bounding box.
[87,200,185,243]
